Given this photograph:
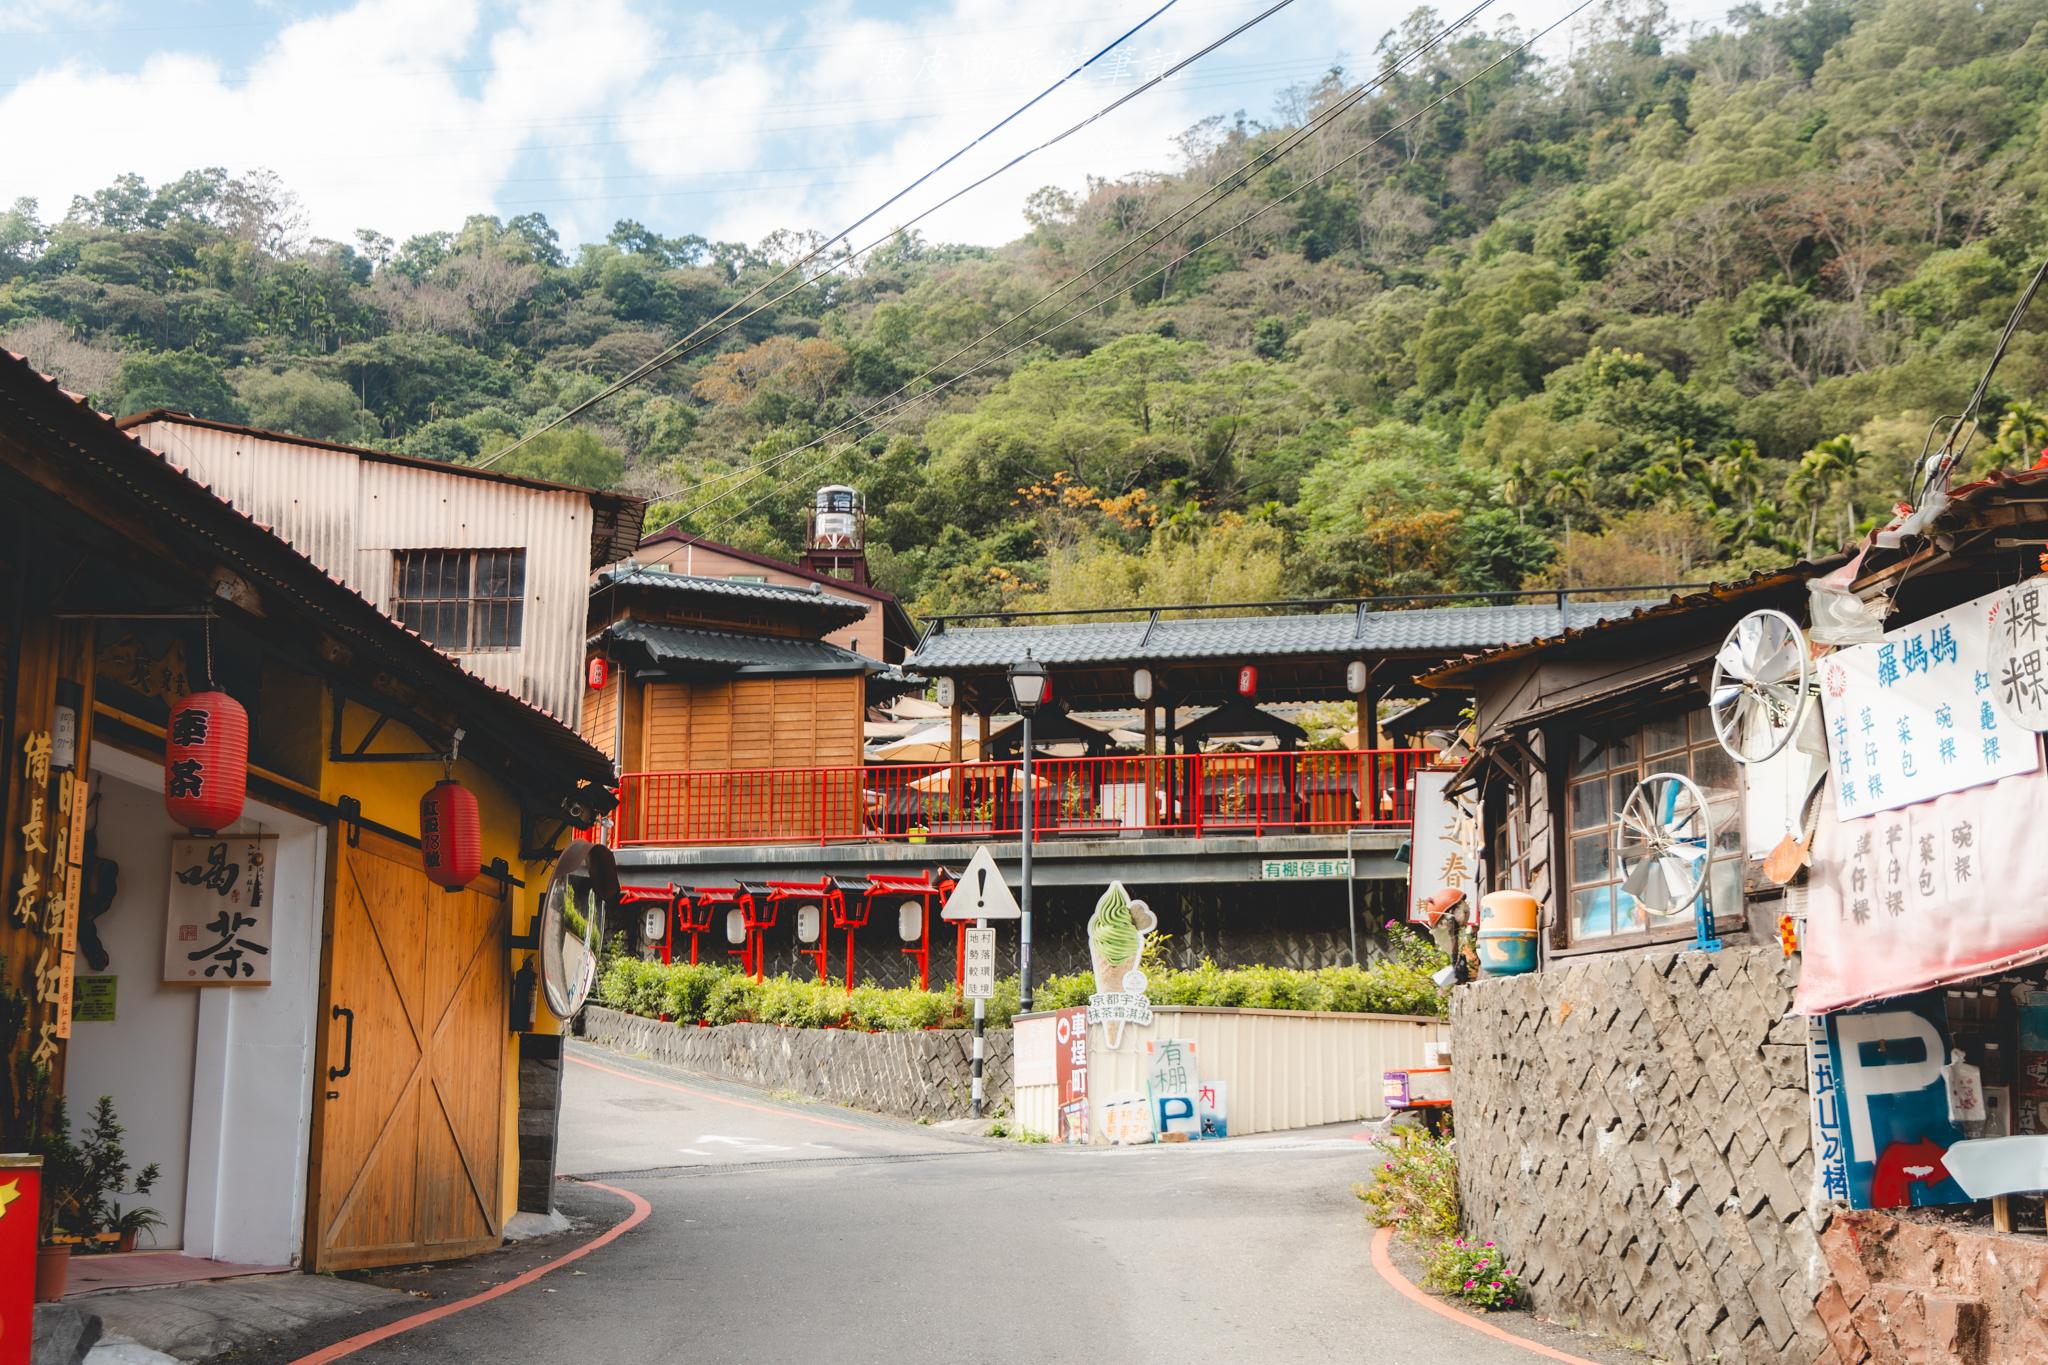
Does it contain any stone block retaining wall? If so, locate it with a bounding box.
[1451,945,1830,1364]
[581,1005,1012,1122]
[1818,1210,2048,1364]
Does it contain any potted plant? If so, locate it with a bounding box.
[109,1202,167,1255]
[1053,774,1118,835]
[62,1097,159,1258]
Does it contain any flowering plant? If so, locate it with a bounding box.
[1422,1237,1523,1312]
[1353,1132,1457,1243]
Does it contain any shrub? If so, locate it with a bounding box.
[1422,1237,1523,1312]
[1356,1131,1458,1244]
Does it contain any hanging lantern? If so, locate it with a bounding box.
[420,779,483,892]
[1237,665,1258,698]
[587,656,609,691]
[164,690,248,835]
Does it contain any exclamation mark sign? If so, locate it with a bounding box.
[976,865,989,914]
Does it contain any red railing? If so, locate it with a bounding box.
[611,749,1435,848]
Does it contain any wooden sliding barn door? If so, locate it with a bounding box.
[308,827,507,1272]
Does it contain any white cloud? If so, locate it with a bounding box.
[0,0,119,36]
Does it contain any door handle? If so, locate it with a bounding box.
[329,1005,355,1081]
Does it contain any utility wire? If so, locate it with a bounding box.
[693,0,1599,537]
[670,1,1532,530]
[476,0,1191,470]
[473,0,1302,472]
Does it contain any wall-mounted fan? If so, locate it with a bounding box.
[537,840,618,1019]
[1709,609,1813,764]
[1616,772,1721,951]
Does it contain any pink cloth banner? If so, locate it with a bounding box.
[1798,770,2048,1014]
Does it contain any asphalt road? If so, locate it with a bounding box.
[282,1043,1628,1365]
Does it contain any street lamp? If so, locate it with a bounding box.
[1007,651,1048,1013]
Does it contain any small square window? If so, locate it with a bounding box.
[392,549,525,652]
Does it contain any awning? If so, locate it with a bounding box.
[598,619,875,678]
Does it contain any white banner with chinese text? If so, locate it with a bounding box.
[1408,768,1479,923]
[164,835,276,985]
[1818,587,2040,817]
[1798,774,2048,1014]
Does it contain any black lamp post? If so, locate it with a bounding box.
[1007,651,1049,1012]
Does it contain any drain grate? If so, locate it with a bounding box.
[569,1150,985,1181]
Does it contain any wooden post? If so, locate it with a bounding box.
[948,699,965,818]
[1142,705,1159,831]
[1993,1194,2013,1233]
[976,709,990,759]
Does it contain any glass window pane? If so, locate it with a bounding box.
[1574,732,1605,771]
[1710,857,1743,919]
[1610,772,1638,818]
[1644,714,1689,756]
[1693,742,1737,798]
[504,597,524,648]
[1571,832,1612,885]
[1571,779,1609,831]
[1573,887,1616,939]
[507,551,526,598]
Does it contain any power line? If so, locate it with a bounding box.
[473,0,1187,471]
[652,0,1498,518]
[476,0,1308,471]
[691,0,1596,537]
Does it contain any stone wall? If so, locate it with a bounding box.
[1451,944,1830,1364]
[581,1004,1011,1122]
[1818,1210,2048,1364]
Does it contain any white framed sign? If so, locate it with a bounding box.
[1408,768,1479,923]
[164,835,276,985]
[1818,586,2041,817]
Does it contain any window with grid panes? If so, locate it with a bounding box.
[392,549,525,653]
[1565,708,1743,944]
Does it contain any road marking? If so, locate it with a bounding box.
[1369,1227,1605,1365]
[568,1053,868,1132]
[285,1180,651,1365]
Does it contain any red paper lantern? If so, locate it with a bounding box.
[1237,665,1258,698]
[587,656,609,690]
[420,779,482,892]
[164,690,248,834]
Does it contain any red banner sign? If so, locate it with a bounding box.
[1054,1006,1089,1144]
[0,1157,43,1364]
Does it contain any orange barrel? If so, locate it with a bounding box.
[1476,891,1539,975]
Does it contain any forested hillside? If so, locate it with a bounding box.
[6,0,2048,616]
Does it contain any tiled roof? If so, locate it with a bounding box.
[596,564,869,624]
[907,602,1651,671]
[600,619,875,676]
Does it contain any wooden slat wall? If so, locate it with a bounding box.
[642,675,861,771]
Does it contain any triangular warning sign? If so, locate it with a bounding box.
[941,845,1021,921]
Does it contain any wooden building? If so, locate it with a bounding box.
[1,353,615,1281]
[120,411,645,724]
[585,564,895,845]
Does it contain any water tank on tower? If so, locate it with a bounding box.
[802,485,870,583]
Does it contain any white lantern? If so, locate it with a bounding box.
[1346,660,1370,695]
[1132,667,1153,702]
[898,899,923,943]
[640,906,666,944]
[934,677,956,708]
[796,904,822,944]
[725,908,746,945]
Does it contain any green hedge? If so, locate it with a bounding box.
[594,937,1446,1032]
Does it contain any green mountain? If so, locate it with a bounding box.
[7,0,2048,616]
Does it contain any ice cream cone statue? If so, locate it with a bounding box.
[1087,881,1156,1049]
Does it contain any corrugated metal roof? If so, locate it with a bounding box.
[907,602,1651,671]
[119,410,647,566]
[596,565,868,623]
[601,620,876,675]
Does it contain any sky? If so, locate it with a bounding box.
[0,0,1743,254]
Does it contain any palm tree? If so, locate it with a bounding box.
[1993,401,2048,471]
[1499,457,1539,525]
[1542,458,1598,558]
[1789,439,1855,558]
[1712,439,1764,516]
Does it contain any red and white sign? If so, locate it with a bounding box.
[586,656,609,691]
[1054,1006,1089,1144]
[1800,771,2048,1014]
[1237,665,1257,697]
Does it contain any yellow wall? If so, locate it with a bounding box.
[317,694,561,1225]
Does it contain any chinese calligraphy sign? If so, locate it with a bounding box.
[1819,586,2040,816]
[1990,576,2048,732]
[1801,773,2048,1013]
[163,835,275,985]
[1408,768,1480,923]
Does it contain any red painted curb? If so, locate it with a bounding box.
[287,1180,652,1365]
[568,1051,871,1132]
[1369,1226,1605,1365]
